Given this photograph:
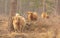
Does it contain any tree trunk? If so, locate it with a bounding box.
[57,0,60,15]
[8,0,17,33]
[43,0,46,13]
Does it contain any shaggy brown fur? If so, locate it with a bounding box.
[12,14,26,32]
[41,13,49,19]
[27,12,38,22]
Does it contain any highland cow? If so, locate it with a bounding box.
[12,13,26,32]
[27,12,38,22]
[41,13,49,19]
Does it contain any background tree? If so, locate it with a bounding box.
[46,0,56,14]
[8,0,17,32]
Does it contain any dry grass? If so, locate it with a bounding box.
[0,14,60,38]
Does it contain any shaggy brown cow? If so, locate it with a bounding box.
[12,13,26,32]
[41,12,49,19]
[27,12,38,22]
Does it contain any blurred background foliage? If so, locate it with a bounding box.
[0,0,56,16]
[17,0,57,15]
[0,0,57,16]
